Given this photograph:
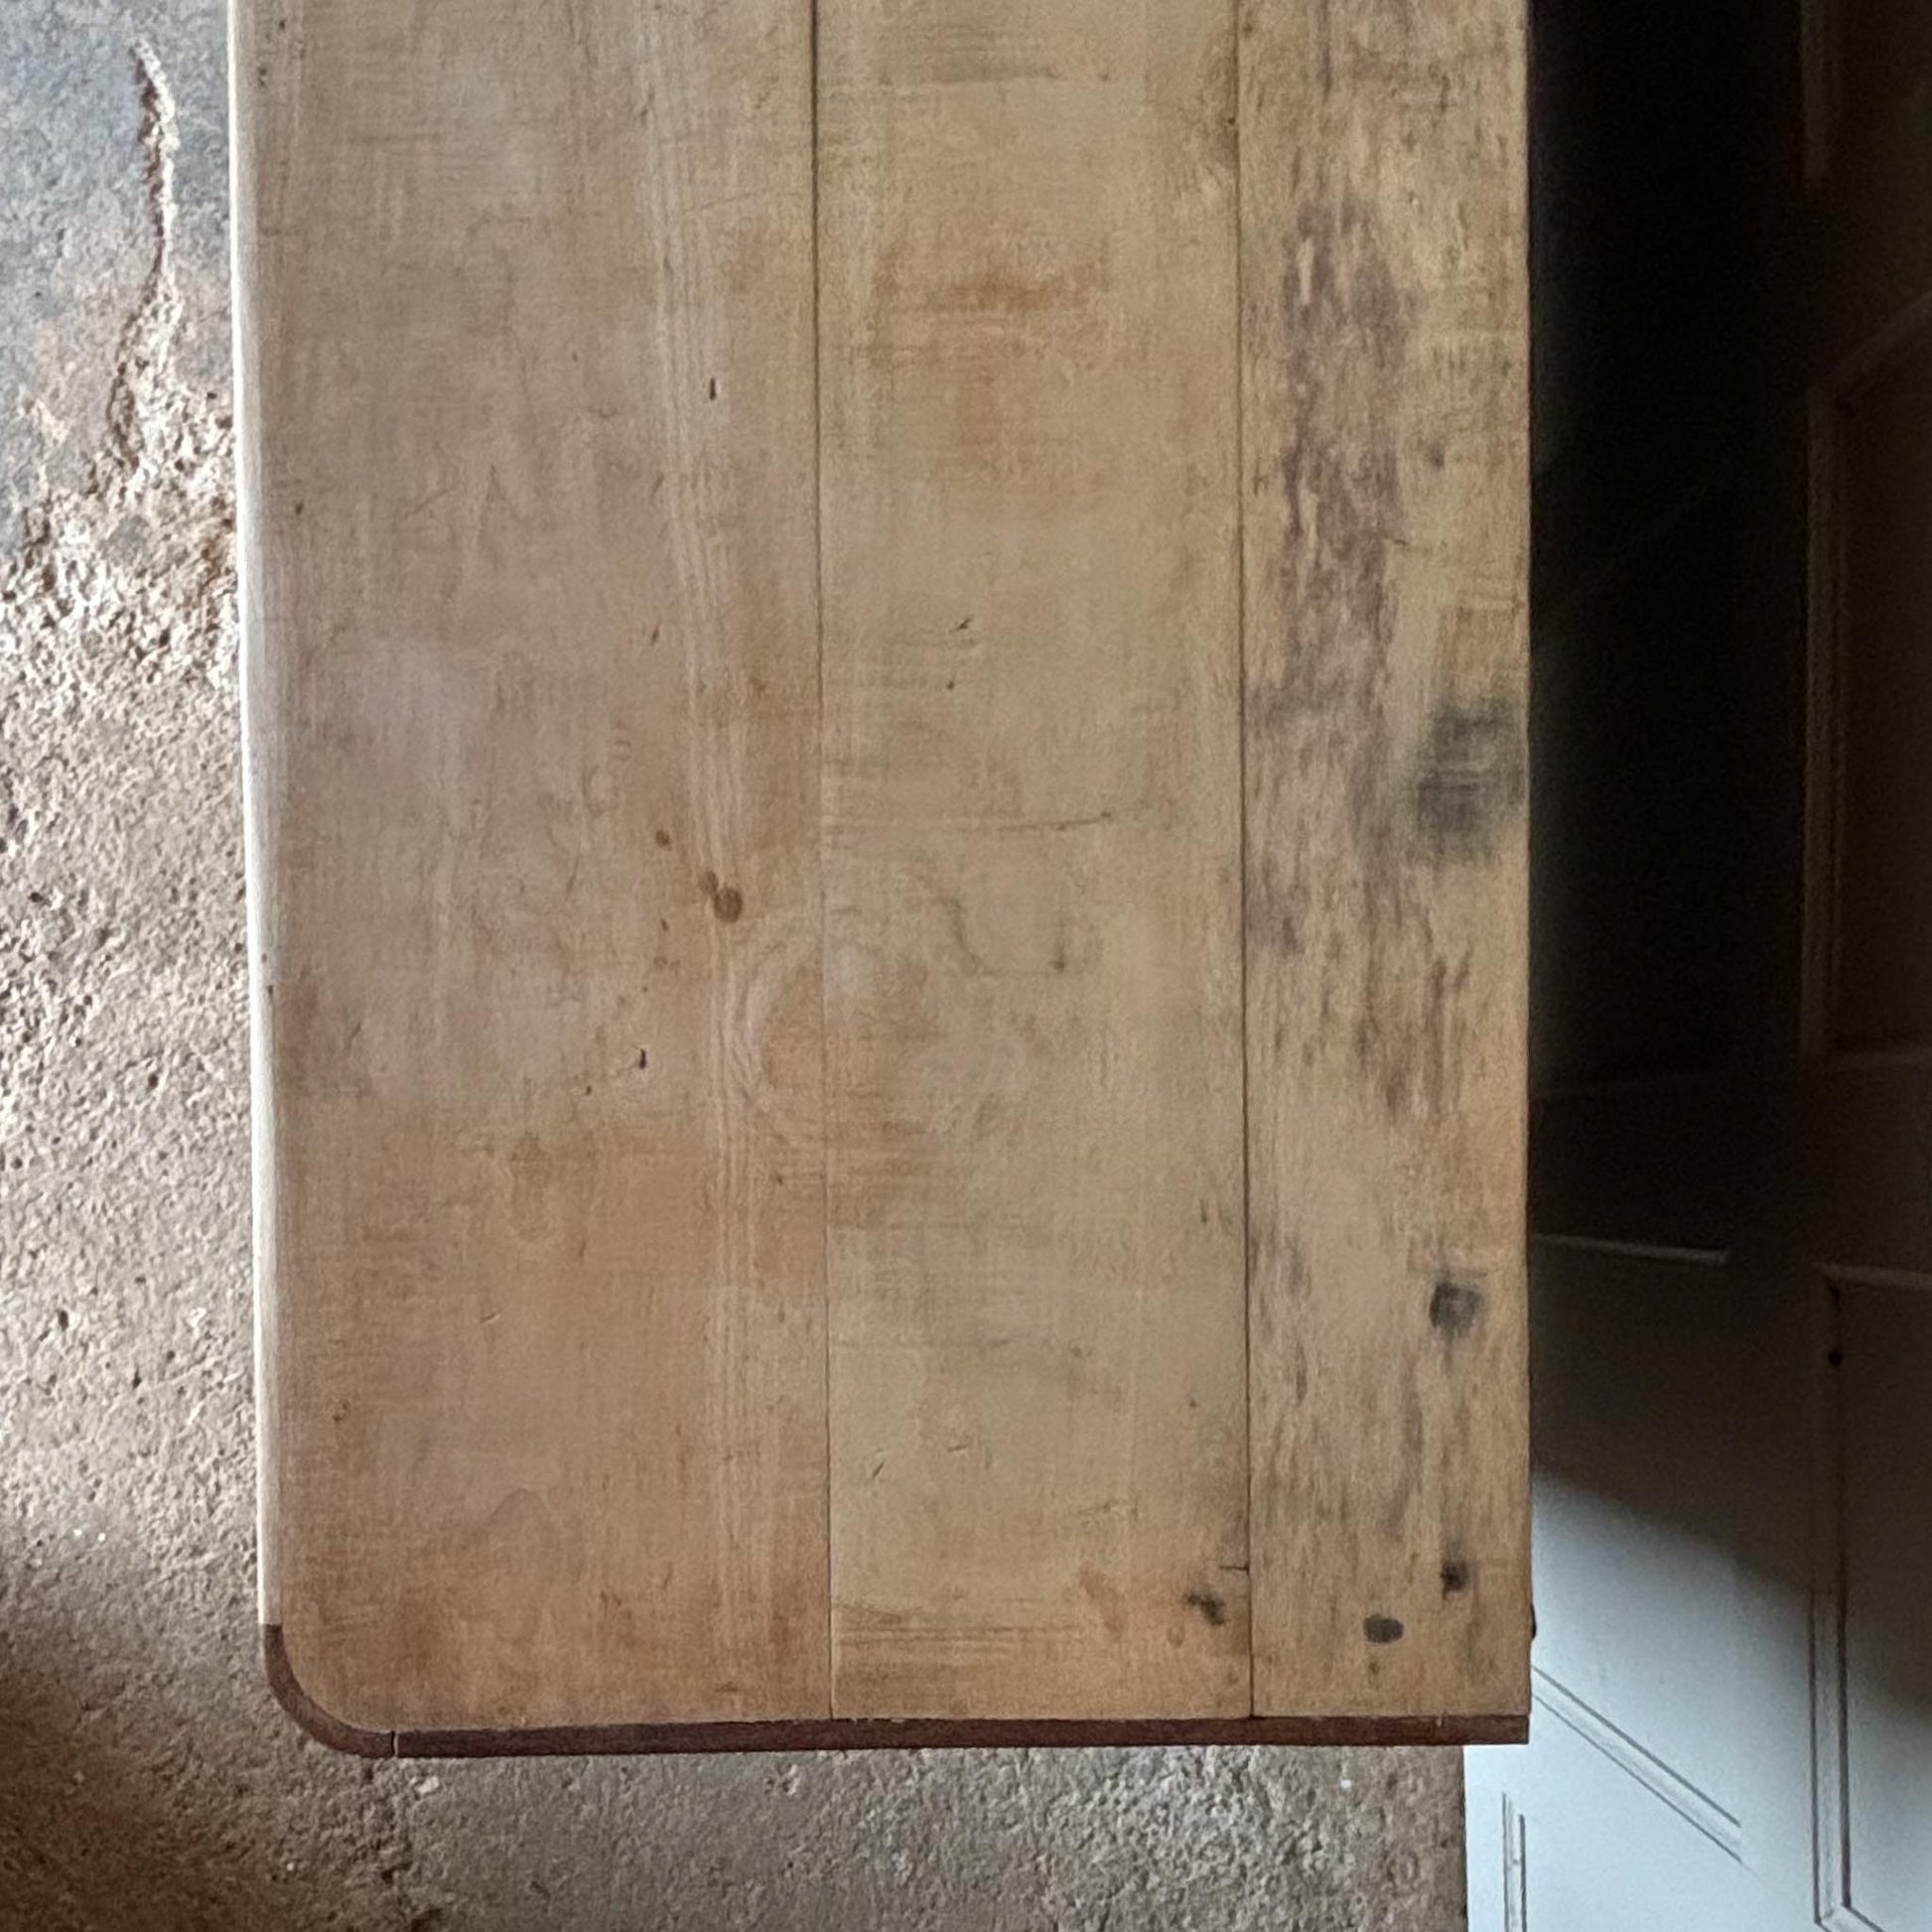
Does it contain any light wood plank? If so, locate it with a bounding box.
[239,0,827,1728]
[244,0,1534,1740]
[1240,0,1531,1716]
[817,0,1251,1719]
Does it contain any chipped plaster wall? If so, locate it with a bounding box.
[0,12,1466,1928]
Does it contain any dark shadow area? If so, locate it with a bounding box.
[1523,0,1807,1600]
[1527,0,1932,1745]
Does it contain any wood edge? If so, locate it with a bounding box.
[262,1625,397,1758]
[232,0,290,1649]
[391,1714,1527,1757]
[390,1717,1526,1758]
[257,1634,1527,1758]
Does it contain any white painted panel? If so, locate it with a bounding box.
[1466,1719,1763,1932]
[1840,1283,1932,1932]
[1528,1246,1751,1829]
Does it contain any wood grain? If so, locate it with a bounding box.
[238,0,827,1728]
[241,0,1531,1740]
[1240,0,1532,1715]
[816,0,1250,1718]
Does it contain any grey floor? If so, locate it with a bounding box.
[0,6,1464,1926]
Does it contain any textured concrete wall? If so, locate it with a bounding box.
[0,8,1466,1927]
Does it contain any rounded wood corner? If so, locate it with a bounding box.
[254,1629,1526,1757]
[261,1624,396,1758]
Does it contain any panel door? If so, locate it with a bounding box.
[1470,0,1932,1923]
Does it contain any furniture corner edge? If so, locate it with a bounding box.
[261,1624,397,1758]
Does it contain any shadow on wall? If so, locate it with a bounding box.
[0,1605,313,1932]
[0,1579,1463,1932]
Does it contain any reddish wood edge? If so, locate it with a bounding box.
[263,1628,1528,1757]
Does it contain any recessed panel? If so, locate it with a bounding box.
[1839,1282,1932,1932]
[1534,492,1747,1085]
[1831,328,1932,1050]
[1530,1245,1750,1831]
[1834,0,1932,158]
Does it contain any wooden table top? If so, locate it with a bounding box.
[237,0,1529,1753]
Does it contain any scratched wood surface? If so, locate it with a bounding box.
[1240,0,1531,1717]
[240,0,1528,1743]
[817,0,1250,1720]
[238,0,828,1730]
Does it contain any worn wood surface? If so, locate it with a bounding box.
[239,0,828,1729]
[1240,0,1530,1718]
[1240,0,1531,1716]
[240,0,1527,1741]
[817,0,1249,1720]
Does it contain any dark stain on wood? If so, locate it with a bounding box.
[1183,1589,1229,1627]
[1265,192,1407,726]
[1428,1276,1484,1340]
[1246,852,1305,956]
[1237,0,1529,1717]
[1413,694,1525,863]
[698,869,744,923]
[1252,187,1496,1134]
